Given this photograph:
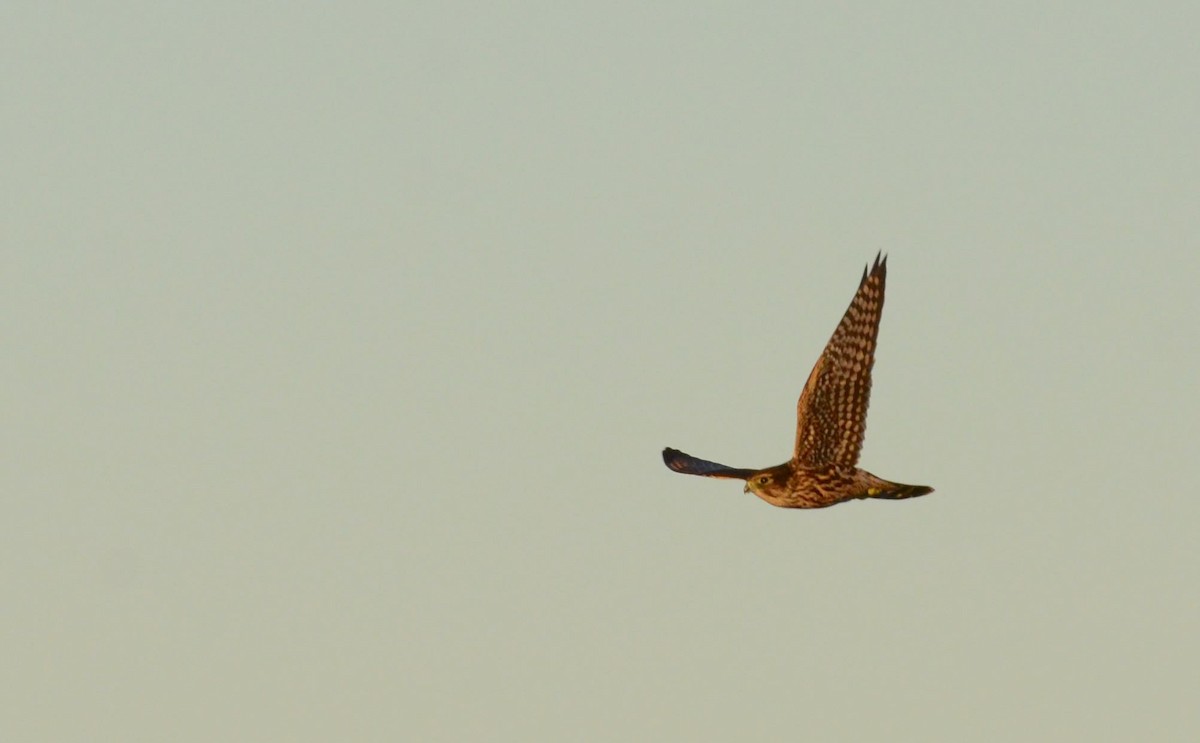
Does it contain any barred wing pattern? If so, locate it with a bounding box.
[792,253,887,467]
[662,448,757,480]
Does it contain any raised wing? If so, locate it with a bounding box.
[793,253,887,467]
[662,448,757,479]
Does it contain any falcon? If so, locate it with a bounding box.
[662,253,932,508]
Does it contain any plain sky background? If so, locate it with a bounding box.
[4,3,1199,741]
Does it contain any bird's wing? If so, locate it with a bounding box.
[793,253,887,467]
[662,448,757,479]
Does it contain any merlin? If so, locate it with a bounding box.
[662,253,933,508]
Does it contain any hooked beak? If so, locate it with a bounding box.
[743,482,751,494]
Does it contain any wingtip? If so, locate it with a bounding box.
[662,447,692,474]
[861,251,887,285]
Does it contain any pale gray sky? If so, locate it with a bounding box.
[4,3,1199,741]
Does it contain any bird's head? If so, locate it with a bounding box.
[743,465,798,506]
[744,469,781,499]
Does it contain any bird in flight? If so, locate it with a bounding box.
[662,253,932,508]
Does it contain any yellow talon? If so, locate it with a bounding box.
[867,488,879,496]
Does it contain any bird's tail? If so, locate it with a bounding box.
[863,476,934,501]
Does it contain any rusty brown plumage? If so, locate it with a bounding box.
[662,253,932,509]
[794,253,885,467]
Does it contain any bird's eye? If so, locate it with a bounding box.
[759,476,769,485]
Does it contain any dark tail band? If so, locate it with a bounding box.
[868,483,934,500]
